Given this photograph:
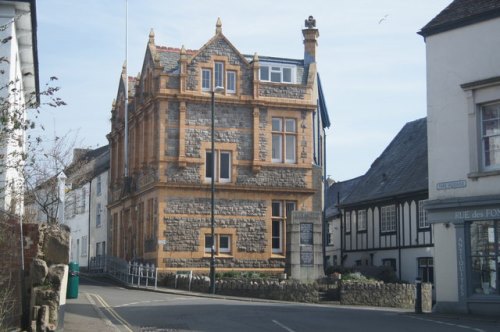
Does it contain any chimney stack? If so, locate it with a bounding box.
[302,15,319,66]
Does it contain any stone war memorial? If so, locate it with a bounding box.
[286,211,324,282]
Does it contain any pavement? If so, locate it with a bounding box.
[64,276,500,331]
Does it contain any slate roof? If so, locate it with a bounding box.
[341,118,428,207]
[156,46,197,74]
[325,176,364,219]
[419,0,500,37]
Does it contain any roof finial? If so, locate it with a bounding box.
[253,52,259,62]
[180,45,186,55]
[149,28,155,44]
[216,17,222,34]
[305,15,316,29]
[122,61,127,74]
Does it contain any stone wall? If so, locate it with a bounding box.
[163,216,267,253]
[236,166,307,188]
[340,281,432,312]
[163,258,285,269]
[0,217,23,330]
[184,128,252,160]
[0,219,70,331]
[258,84,307,99]
[160,274,318,303]
[186,103,253,129]
[185,37,253,95]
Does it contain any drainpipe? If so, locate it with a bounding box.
[87,180,92,270]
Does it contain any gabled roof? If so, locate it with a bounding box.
[325,176,364,219]
[341,118,428,207]
[419,0,500,37]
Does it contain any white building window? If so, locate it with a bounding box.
[259,64,295,84]
[226,71,236,93]
[481,102,500,169]
[357,210,367,231]
[205,150,231,183]
[81,236,88,257]
[204,234,232,254]
[272,201,295,254]
[272,118,296,163]
[96,203,102,228]
[418,200,429,229]
[96,175,102,196]
[380,205,396,233]
[214,62,224,88]
[345,211,351,233]
[202,69,211,91]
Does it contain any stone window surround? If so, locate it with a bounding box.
[198,55,241,96]
[269,109,298,165]
[461,76,500,178]
[204,150,231,183]
[199,142,238,184]
[271,200,296,256]
[200,227,236,257]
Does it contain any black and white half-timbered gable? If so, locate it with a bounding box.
[327,118,434,284]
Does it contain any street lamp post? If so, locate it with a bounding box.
[210,86,224,294]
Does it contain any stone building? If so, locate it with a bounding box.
[107,17,330,275]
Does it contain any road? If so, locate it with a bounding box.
[65,277,499,332]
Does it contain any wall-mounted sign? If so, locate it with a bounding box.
[436,180,467,190]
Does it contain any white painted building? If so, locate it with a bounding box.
[63,145,109,270]
[0,0,38,213]
[326,119,434,285]
[88,151,109,263]
[420,0,500,314]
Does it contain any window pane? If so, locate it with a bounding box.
[202,69,211,90]
[285,135,296,162]
[272,220,281,250]
[206,151,213,178]
[227,71,235,92]
[286,202,295,220]
[215,62,224,88]
[272,118,282,131]
[272,134,282,161]
[220,152,230,180]
[271,72,281,83]
[260,66,269,81]
[220,235,230,251]
[283,67,292,82]
[345,212,351,232]
[205,235,213,252]
[470,221,495,256]
[272,201,282,217]
[285,119,296,133]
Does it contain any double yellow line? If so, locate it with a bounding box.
[86,292,133,332]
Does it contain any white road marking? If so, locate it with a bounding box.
[409,315,486,332]
[272,319,296,332]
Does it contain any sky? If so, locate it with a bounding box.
[34,0,452,182]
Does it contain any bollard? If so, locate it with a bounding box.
[415,278,422,314]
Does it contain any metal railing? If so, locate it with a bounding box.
[88,255,158,289]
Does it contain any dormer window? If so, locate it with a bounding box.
[259,64,295,84]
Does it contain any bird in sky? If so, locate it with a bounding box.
[378,14,389,24]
